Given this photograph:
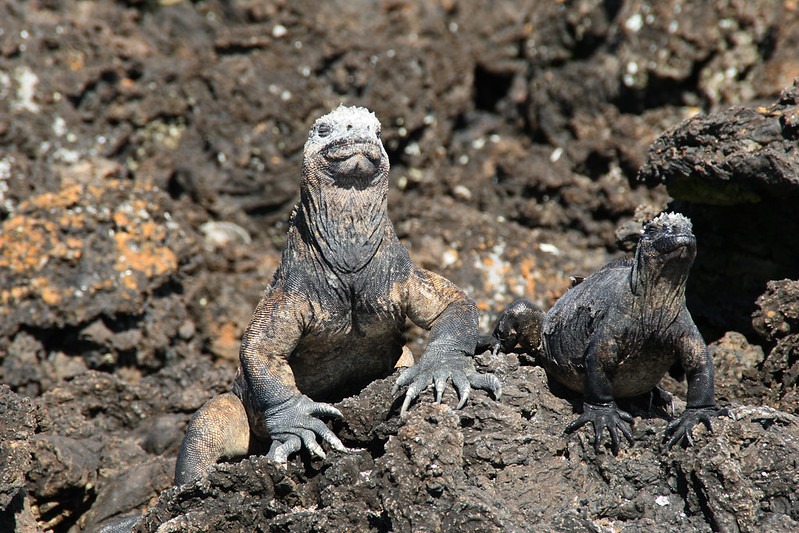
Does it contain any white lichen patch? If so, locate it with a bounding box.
[52,116,68,137]
[0,156,12,205]
[625,13,643,33]
[13,66,40,113]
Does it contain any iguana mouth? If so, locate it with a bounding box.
[323,139,383,184]
[323,139,382,163]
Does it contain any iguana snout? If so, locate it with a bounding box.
[651,232,696,255]
[324,139,384,182]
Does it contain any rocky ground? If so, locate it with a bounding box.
[1,1,798,531]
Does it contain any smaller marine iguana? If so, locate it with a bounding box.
[480,212,727,453]
[174,105,500,484]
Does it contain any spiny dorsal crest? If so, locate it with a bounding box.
[643,212,693,238]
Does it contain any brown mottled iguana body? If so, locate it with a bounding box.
[175,106,500,484]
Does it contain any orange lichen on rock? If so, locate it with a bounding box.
[105,191,182,296]
[1,178,185,331]
[112,209,133,229]
[18,184,82,211]
[57,210,91,230]
[0,214,85,276]
[88,178,123,199]
[516,257,540,301]
[1,286,31,306]
[113,231,178,280]
[31,277,65,306]
[0,216,60,273]
[138,220,166,241]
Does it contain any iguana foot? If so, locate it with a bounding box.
[664,406,730,449]
[264,395,350,463]
[566,401,635,454]
[391,354,502,416]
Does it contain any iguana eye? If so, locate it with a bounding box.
[376,128,381,139]
[317,123,332,137]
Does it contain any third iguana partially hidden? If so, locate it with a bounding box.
[481,213,727,453]
[174,105,501,484]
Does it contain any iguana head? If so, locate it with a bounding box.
[296,106,391,273]
[303,105,389,189]
[631,212,696,295]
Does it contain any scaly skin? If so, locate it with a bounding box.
[174,106,500,484]
[483,213,726,454]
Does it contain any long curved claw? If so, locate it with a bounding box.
[664,406,729,449]
[391,364,420,396]
[618,414,634,443]
[309,402,345,419]
[298,428,326,459]
[433,369,450,403]
[593,418,606,453]
[607,418,634,455]
[468,372,502,400]
[608,423,621,454]
[452,373,471,409]
[565,411,591,434]
[306,417,348,452]
[263,395,349,463]
[398,372,433,416]
[566,401,635,454]
[268,434,302,464]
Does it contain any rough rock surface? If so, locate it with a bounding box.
[0,385,39,532]
[138,356,799,532]
[1,0,799,532]
[752,279,799,413]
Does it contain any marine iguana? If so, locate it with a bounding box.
[174,105,501,484]
[480,212,726,453]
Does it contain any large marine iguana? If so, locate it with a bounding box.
[174,105,501,484]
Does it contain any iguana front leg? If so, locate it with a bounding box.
[393,267,501,415]
[664,325,728,448]
[567,335,634,454]
[239,290,349,462]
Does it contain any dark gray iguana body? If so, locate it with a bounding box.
[481,213,726,453]
[174,106,501,484]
